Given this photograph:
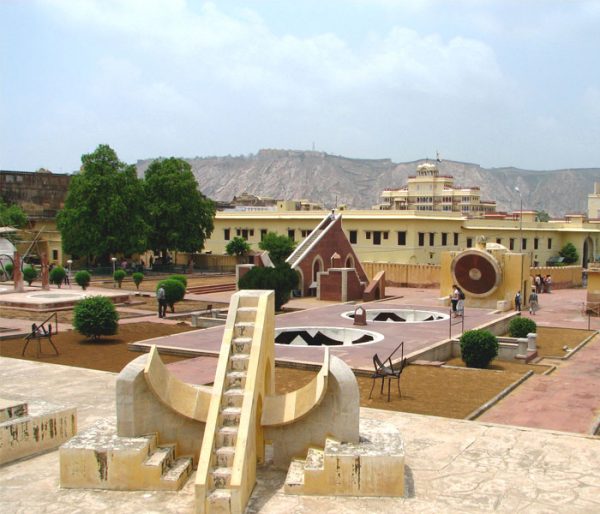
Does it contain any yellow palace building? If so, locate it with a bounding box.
[205,207,598,268]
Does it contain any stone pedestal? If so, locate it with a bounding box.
[353,306,367,326]
[527,333,537,352]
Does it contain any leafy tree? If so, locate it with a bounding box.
[559,242,579,264]
[258,232,296,265]
[73,296,119,340]
[169,274,188,288]
[57,144,148,264]
[0,200,27,243]
[460,329,498,368]
[75,270,91,290]
[226,236,251,256]
[132,272,144,290]
[113,269,126,288]
[508,317,537,338]
[23,265,38,286]
[238,263,299,311]
[144,157,215,259]
[157,279,186,312]
[50,266,66,287]
[535,210,550,222]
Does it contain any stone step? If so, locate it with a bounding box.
[0,398,28,422]
[222,389,244,408]
[283,459,305,495]
[229,354,250,372]
[206,488,232,513]
[161,456,193,489]
[231,337,252,354]
[220,406,241,427]
[210,466,232,489]
[234,322,254,338]
[225,371,247,389]
[216,426,238,447]
[234,307,258,322]
[215,446,236,468]
[304,447,324,471]
[144,444,175,475]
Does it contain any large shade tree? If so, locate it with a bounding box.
[144,157,215,259]
[57,145,148,263]
[258,232,296,265]
[0,200,27,243]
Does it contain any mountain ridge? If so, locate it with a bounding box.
[136,149,599,217]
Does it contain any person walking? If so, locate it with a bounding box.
[529,287,539,315]
[456,288,465,317]
[157,285,167,318]
[545,274,552,293]
[514,291,522,312]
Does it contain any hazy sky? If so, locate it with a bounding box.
[2,0,600,172]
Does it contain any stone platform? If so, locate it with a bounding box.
[2,357,599,513]
[0,287,131,311]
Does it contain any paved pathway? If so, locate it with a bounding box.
[480,333,600,434]
[2,358,599,513]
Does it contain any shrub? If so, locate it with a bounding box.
[238,263,299,311]
[75,270,91,290]
[169,274,188,288]
[508,317,537,338]
[113,269,126,288]
[23,265,38,285]
[157,279,186,312]
[73,296,119,340]
[50,266,66,287]
[132,272,144,290]
[3,263,13,279]
[226,236,251,256]
[559,242,578,264]
[460,329,499,369]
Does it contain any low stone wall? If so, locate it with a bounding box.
[530,265,582,289]
[362,262,440,288]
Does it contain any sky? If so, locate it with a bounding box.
[1,0,600,173]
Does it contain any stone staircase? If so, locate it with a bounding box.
[284,419,405,497]
[187,283,236,295]
[60,419,192,491]
[1,397,76,465]
[205,303,257,512]
[196,291,271,514]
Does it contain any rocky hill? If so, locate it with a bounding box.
[136,149,599,217]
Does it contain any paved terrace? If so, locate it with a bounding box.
[1,357,599,513]
[130,299,503,370]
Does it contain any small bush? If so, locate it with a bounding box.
[75,270,91,290]
[169,274,188,288]
[132,272,144,290]
[3,263,13,279]
[508,317,537,338]
[157,279,186,312]
[238,263,299,311]
[50,266,66,287]
[113,269,126,288]
[460,329,499,369]
[73,296,119,340]
[23,265,38,285]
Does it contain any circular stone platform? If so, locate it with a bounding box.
[341,309,449,323]
[27,292,86,299]
[274,326,384,346]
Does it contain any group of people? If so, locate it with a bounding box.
[515,287,540,315]
[533,274,552,294]
[450,284,465,318]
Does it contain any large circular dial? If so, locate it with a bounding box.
[451,250,501,297]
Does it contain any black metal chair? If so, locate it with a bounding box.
[369,342,406,402]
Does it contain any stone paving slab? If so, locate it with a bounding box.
[2,358,599,513]
[480,334,600,434]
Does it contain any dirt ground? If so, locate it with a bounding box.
[0,322,194,372]
[0,318,548,419]
[94,274,235,292]
[535,326,595,357]
[126,296,229,314]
